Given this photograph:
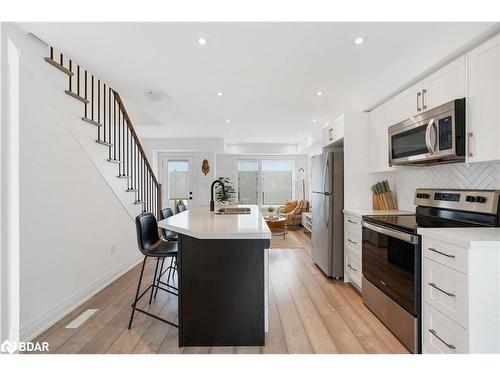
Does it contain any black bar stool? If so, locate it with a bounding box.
[128,212,178,329]
[177,203,186,213]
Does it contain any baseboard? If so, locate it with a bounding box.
[20,254,143,342]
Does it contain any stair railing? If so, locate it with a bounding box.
[44,46,162,219]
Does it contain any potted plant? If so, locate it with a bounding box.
[215,177,236,204]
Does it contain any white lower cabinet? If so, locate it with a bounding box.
[423,303,467,354]
[420,230,500,354]
[344,214,362,290]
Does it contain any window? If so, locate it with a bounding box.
[237,160,258,204]
[237,159,294,205]
[262,160,293,205]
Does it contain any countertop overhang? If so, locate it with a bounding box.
[157,204,272,240]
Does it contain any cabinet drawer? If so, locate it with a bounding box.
[423,258,467,327]
[345,250,362,288]
[344,214,361,231]
[423,303,467,354]
[423,237,467,273]
[344,228,361,257]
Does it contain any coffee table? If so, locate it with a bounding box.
[265,216,287,239]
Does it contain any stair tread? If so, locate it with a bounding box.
[95,140,113,147]
[65,90,90,104]
[44,57,74,76]
[117,175,131,179]
[106,158,122,164]
[82,117,103,127]
[134,201,146,204]
[126,189,138,192]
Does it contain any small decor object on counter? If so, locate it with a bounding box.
[201,159,210,175]
[214,177,236,204]
[371,180,398,210]
[267,206,275,213]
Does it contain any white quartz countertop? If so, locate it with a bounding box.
[417,227,500,248]
[343,208,414,217]
[157,205,272,240]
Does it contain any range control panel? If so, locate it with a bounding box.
[414,188,500,215]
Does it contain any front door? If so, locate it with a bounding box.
[161,157,194,212]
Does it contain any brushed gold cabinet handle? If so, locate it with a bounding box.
[417,91,422,111]
[428,282,456,297]
[347,264,357,272]
[347,239,357,245]
[428,247,455,258]
[347,219,357,224]
[429,329,456,350]
[422,89,427,110]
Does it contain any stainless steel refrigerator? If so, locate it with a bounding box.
[311,150,344,278]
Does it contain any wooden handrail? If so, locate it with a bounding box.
[113,91,159,186]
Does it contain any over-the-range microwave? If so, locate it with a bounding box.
[388,98,466,166]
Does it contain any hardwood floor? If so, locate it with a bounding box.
[32,230,409,354]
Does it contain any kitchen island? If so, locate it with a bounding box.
[157,205,271,347]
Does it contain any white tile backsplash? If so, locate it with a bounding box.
[394,160,500,211]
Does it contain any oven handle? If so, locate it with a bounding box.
[362,221,419,244]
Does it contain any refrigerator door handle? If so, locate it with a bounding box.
[322,155,329,193]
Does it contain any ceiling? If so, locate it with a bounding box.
[19,22,496,145]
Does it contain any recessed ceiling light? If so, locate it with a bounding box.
[217,92,223,96]
[226,119,230,123]
[198,37,208,45]
[145,90,169,102]
[229,132,235,136]
[316,91,323,96]
[312,118,317,123]
[298,132,303,136]
[354,37,365,45]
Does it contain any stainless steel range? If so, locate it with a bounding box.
[361,188,500,353]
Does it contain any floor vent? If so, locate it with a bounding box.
[65,309,98,329]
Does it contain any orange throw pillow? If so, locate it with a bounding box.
[282,200,298,213]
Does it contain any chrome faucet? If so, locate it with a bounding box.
[210,179,225,211]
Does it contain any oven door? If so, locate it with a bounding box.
[361,221,420,316]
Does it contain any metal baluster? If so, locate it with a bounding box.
[84,71,87,118]
[68,60,72,91]
[77,65,80,96]
[60,53,63,66]
[50,46,54,60]
[113,95,117,160]
[103,84,106,144]
[118,109,121,172]
[123,116,126,176]
[91,76,94,121]
[97,79,101,140]
[108,87,112,159]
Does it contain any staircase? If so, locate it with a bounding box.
[43,46,161,218]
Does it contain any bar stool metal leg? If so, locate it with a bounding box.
[154,257,166,300]
[149,257,160,305]
[128,256,147,329]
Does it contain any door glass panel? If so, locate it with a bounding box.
[262,160,293,205]
[238,160,258,204]
[391,124,429,159]
[167,160,189,209]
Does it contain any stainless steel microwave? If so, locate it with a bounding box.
[388,98,466,166]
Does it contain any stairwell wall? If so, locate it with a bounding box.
[5,24,142,341]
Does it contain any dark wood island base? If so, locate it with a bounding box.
[178,234,270,347]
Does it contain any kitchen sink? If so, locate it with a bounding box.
[214,207,251,215]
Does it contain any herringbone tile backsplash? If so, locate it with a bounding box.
[394,160,500,210]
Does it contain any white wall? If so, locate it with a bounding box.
[225,143,298,155]
[2,24,143,342]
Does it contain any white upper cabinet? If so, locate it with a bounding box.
[395,82,424,123]
[394,56,467,123]
[368,99,396,172]
[467,33,500,163]
[422,55,467,109]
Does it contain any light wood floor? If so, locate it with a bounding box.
[32,230,408,354]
